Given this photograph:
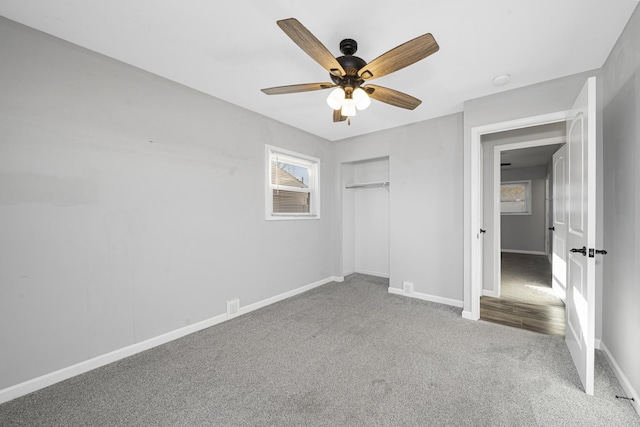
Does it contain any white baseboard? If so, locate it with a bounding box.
[599,341,639,417]
[236,276,338,316]
[482,289,500,298]
[0,275,338,405]
[501,249,547,256]
[388,287,463,308]
[462,310,478,321]
[341,270,389,279]
[333,276,345,283]
[355,269,390,279]
[0,312,226,404]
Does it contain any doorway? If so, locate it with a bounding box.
[467,75,600,395]
[479,126,566,335]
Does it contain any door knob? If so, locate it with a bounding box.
[480,229,486,233]
[595,249,608,255]
[570,246,587,256]
[548,227,555,231]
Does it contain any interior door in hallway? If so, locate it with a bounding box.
[565,77,597,395]
[551,145,567,302]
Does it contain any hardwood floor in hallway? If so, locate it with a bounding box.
[480,253,566,336]
[481,296,566,336]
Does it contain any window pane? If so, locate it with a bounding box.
[501,201,526,213]
[273,189,310,213]
[501,181,529,214]
[266,145,319,220]
[271,160,309,188]
[501,184,526,202]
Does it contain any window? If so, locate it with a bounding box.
[500,180,531,215]
[265,145,320,220]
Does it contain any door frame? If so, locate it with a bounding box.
[490,136,566,299]
[466,111,569,321]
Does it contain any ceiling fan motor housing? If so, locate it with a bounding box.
[331,39,367,84]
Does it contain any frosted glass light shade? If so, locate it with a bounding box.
[353,88,371,110]
[326,88,345,110]
[341,98,356,117]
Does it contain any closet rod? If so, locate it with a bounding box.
[345,181,389,189]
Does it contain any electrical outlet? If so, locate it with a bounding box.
[226,299,239,316]
[403,281,414,294]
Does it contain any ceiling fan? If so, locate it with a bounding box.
[261,18,439,124]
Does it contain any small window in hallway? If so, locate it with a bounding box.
[501,180,531,215]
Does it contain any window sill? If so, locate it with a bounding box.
[266,214,320,221]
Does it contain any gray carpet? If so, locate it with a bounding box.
[501,252,565,307]
[1,274,638,426]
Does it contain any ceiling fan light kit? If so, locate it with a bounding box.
[326,87,345,109]
[353,87,371,110]
[261,18,439,124]
[327,86,371,117]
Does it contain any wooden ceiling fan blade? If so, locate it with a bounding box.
[358,33,439,81]
[364,84,422,110]
[333,109,347,122]
[277,18,345,77]
[261,82,335,95]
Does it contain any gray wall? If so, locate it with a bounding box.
[341,163,356,275]
[0,18,335,390]
[334,113,464,304]
[500,166,547,254]
[602,3,640,406]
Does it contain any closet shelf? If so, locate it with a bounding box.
[345,181,389,189]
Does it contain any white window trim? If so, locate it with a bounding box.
[500,180,532,215]
[265,145,320,221]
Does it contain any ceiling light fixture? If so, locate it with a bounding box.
[326,86,370,117]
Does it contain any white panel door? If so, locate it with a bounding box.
[565,77,597,395]
[551,145,567,302]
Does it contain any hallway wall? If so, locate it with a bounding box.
[501,166,547,254]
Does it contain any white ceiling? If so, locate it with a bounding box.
[1,1,638,141]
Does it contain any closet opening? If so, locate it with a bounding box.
[341,156,390,279]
